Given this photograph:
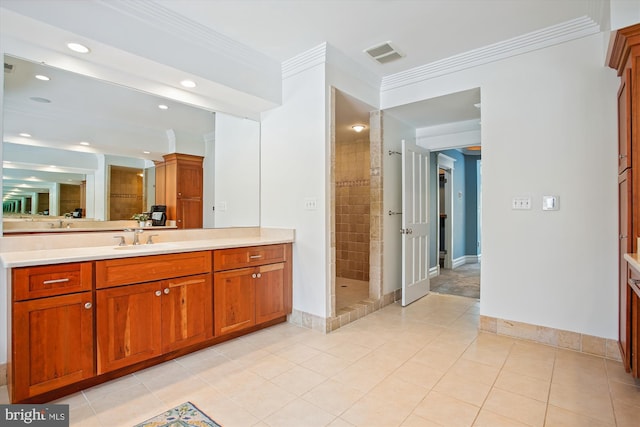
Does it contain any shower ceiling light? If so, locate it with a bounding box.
[352,124,366,132]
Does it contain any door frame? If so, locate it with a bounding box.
[437,153,455,270]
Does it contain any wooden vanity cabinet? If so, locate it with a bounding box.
[95,251,213,374]
[11,262,94,402]
[213,244,292,336]
[159,153,203,229]
[609,23,640,376]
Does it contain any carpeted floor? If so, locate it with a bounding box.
[430,262,480,299]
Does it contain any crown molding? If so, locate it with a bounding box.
[97,0,275,71]
[282,43,327,79]
[381,16,601,92]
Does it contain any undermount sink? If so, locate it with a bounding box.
[113,243,178,250]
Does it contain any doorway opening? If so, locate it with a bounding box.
[431,147,481,300]
[333,89,374,312]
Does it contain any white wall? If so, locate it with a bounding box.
[382,32,619,339]
[261,63,328,317]
[610,0,640,30]
[381,113,416,295]
[213,114,260,228]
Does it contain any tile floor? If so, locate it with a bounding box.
[336,277,369,310]
[2,293,639,426]
[431,263,481,299]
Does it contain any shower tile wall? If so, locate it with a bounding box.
[336,138,370,281]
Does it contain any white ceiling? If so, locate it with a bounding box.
[0,0,609,198]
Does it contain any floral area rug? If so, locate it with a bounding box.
[134,402,222,427]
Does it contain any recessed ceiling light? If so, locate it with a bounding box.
[143,151,151,154]
[158,104,169,110]
[19,133,32,137]
[79,141,90,146]
[474,103,481,109]
[180,79,196,88]
[35,74,50,81]
[67,42,90,53]
[352,124,366,132]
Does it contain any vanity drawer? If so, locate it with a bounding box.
[96,251,212,289]
[13,262,93,301]
[214,244,287,272]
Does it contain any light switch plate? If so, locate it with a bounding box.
[304,198,317,210]
[512,197,531,210]
[542,195,559,211]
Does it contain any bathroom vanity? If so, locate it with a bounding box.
[0,227,294,403]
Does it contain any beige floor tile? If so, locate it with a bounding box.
[275,342,323,363]
[300,351,353,377]
[461,341,511,368]
[367,375,431,408]
[410,347,460,372]
[605,359,638,386]
[230,380,297,419]
[434,372,492,407]
[355,349,406,375]
[271,365,327,396]
[327,417,355,426]
[612,399,640,427]
[206,367,267,398]
[483,388,546,427]
[393,360,446,390]
[502,353,555,381]
[548,381,615,425]
[93,385,165,426]
[195,397,260,427]
[68,404,101,427]
[493,370,550,402]
[608,379,640,407]
[263,398,337,427]
[52,391,89,409]
[330,362,389,393]
[401,413,446,426]
[341,394,417,427]
[412,391,480,427]
[82,374,142,403]
[544,404,615,427]
[324,341,373,362]
[447,358,501,385]
[302,379,365,416]
[473,408,530,427]
[248,353,297,379]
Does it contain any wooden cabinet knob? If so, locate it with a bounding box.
[84,302,92,309]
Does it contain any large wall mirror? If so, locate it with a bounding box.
[2,54,260,234]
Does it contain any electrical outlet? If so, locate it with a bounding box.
[304,198,317,210]
[512,197,531,210]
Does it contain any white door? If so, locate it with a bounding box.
[401,140,430,306]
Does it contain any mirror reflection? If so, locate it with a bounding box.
[2,55,260,233]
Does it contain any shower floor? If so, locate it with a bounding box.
[336,277,369,310]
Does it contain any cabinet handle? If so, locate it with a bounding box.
[84,302,92,309]
[257,273,262,278]
[620,154,627,160]
[43,278,70,285]
[155,290,162,297]
[164,288,170,294]
[252,273,257,279]
[249,255,262,259]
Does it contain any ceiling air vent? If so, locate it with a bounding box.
[364,41,404,64]
[4,62,14,73]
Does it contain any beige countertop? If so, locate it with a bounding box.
[0,227,294,268]
[625,253,640,271]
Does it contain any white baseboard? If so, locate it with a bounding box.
[429,265,439,278]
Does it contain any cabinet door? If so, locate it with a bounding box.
[177,198,203,229]
[255,263,286,324]
[618,68,632,174]
[214,268,255,335]
[96,282,162,374]
[177,162,203,199]
[12,292,94,402]
[620,171,633,371]
[162,273,213,352]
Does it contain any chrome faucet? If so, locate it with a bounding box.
[124,228,144,245]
